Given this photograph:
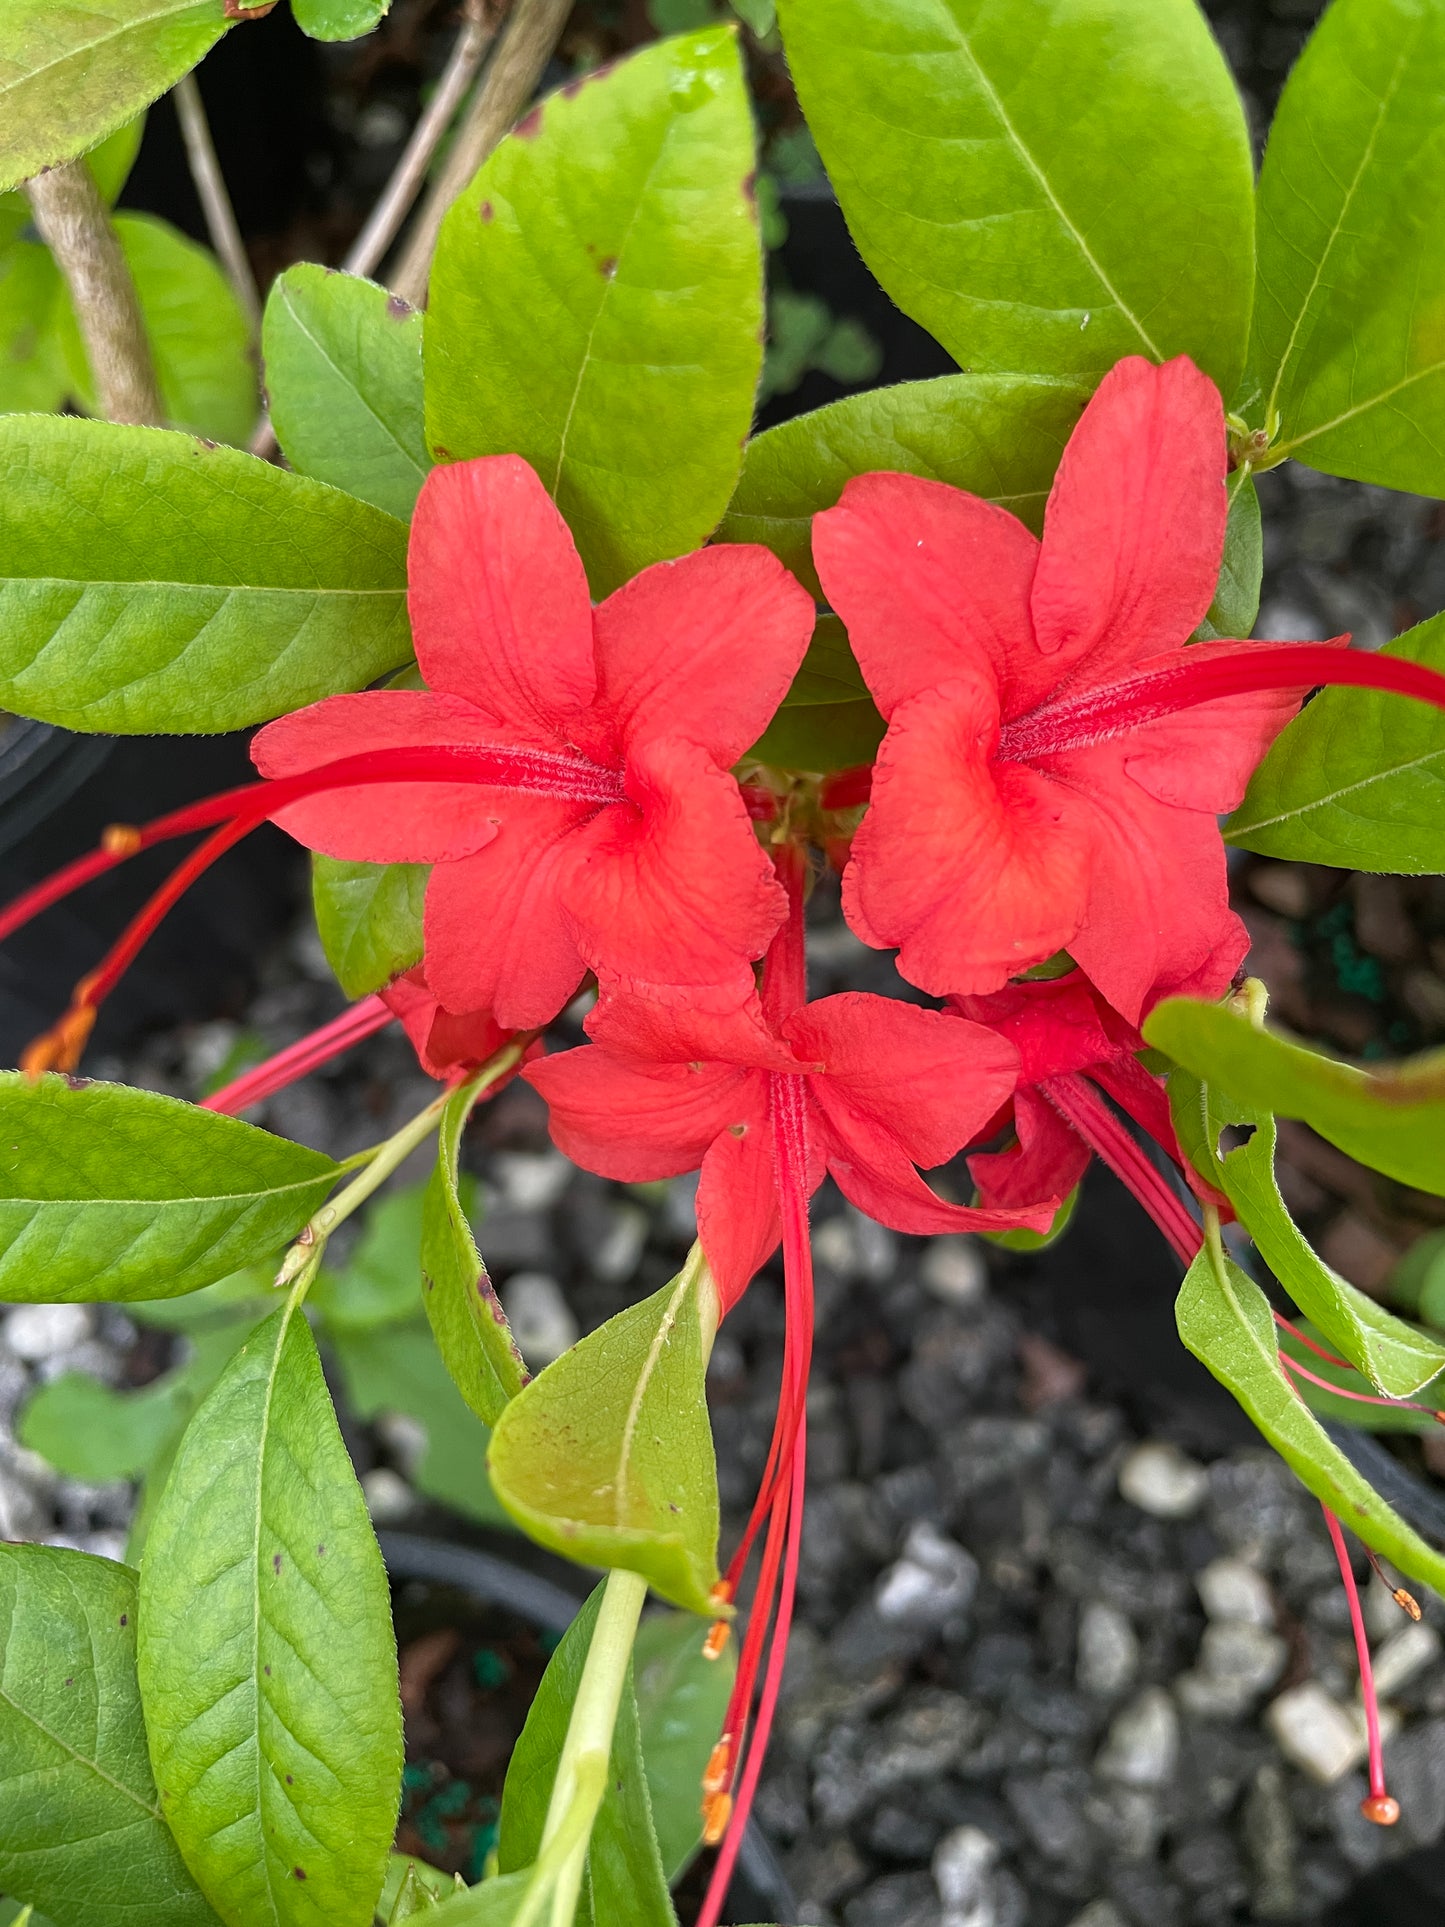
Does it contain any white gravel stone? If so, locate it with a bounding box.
[3,1303,93,1362]
[1266,1681,1400,1784]
[813,1215,860,1277]
[1117,1441,1209,1520]
[1076,1600,1140,1698]
[1064,1905,1128,1927]
[920,1236,988,1307]
[876,1520,979,1627]
[361,1467,414,1525]
[933,1823,998,1925]
[1096,1687,1180,1788]
[500,1272,579,1367]
[374,1412,428,1479]
[492,1151,572,1213]
[592,1204,649,1284]
[1176,1622,1288,1717]
[1369,1620,1442,1699]
[1196,1555,1275,1627]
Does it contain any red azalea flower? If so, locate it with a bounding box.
[812,355,1336,1023]
[252,455,814,1029]
[953,971,1181,1215]
[524,950,1049,1313]
[378,965,516,1080]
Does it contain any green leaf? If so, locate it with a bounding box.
[116,215,256,444]
[1277,1325,1444,1434]
[0,1073,339,1303]
[291,0,389,40]
[330,1321,509,1527]
[0,1543,219,1927]
[1169,1067,1445,1397]
[88,113,147,203]
[0,2,229,196]
[496,1585,675,1927]
[379,1855,459,1921]
[1197,472,1261,640]
[487,1252,721,1614]
[749,613,884,772]
[719,372,1088,598]
[20,1370,197,1482]
[138,1301,403,1927]
[265,266,429,520]
[313,855,428,998]
[1177,1244,1445,1598]
[776,0,1255,396]
[1144,998,1445,1198]
[0,415,412,732]
[1251,0,1445,492]
[631,1611,734,1881]
[423,1872,531,1926]
[421,1075,527,1428]
[0,243,68,414]
[1227,609,1445,871]
[425,27,763,597]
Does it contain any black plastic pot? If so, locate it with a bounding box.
[377,1531,798,1927]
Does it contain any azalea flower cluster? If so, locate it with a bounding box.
[11,355,1445,1913]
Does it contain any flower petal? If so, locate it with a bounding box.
[818,1098,1056,1236]
[812,471,1039,718]
[380,966,511,1078]
[1030,357,1227,683]
[696,1118,784,1312]
[786,994,1019,1168]
[843,683,1093,995]
[407,455,597,737]
[525,1044,761,1182]
[968,1088,1090,1212]
[422,795,592,1027]
[586,984,795,1074]
[253,689,509,862]
[583,545,815,764]
[1052,743,1248,1022]
[566,736,785,998]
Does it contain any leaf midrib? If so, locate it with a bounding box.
[928,3,1163,360]
[0,0,217,108]
[614,1271,693,1526]
[0,1672,161,1821]
[1230,739,1445,833]
[0,578,402,597]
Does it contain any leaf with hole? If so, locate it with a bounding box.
[495,1584,675,1927]
[776,0,1255,395]
[1251,0,1445,493]
[0,1,229,195]
[426,27,762,596]
[0,415,411,733]
[265,266,429,520]
[138,1301,403,1927]
[0,1073,339,1303]
[1227,610,1445,872]
[719,372,1088,596]
[1177,1245,1445,1597]
[421,1073,528,1428]
[487,1252,721,1613]
[1169,1067,1445,1397]
[312,855,428,998]
[1144,998,1445,1198]
[0,1543,220,1927]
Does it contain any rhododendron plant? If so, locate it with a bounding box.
[8,3,1445,1926]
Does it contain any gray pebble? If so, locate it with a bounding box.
[1076,1600,1140,1698]
[1096,1688,1180,1788]
[3,1302,93,1361]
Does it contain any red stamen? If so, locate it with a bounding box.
[201,996,395,1115]
[1279,1350,1445,1421]
[998,643,1445,764]
[821,765,871,811]
[1321,1505,1399,1825]
[1040,1071,1202,1264]
[1272,1311,1357,1374]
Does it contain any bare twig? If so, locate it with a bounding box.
[174,73,263,330]
[25,161,164,426]
[343,0,499,282]
[391,0,574,307]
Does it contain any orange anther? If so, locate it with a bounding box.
[101,823,143,857]
[1361,1794,1401,1826]
[1394,1587,1423,1622]
[19,1002,97,1078]
[701,1791,732,1846]
[701,1736,731,1797]
[702,1619,731,1661]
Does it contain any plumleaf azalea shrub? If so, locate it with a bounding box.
[5,0,1445,1921]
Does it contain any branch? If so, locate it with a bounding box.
[391,0,574,307]
[174,73,262,329]
[343,0,500,282]
[25,161,164,426]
